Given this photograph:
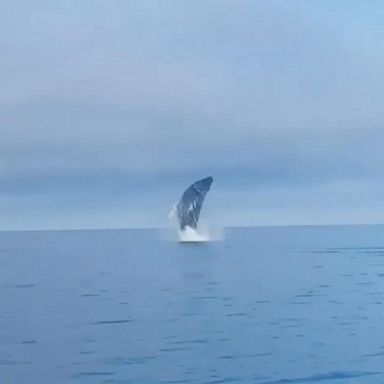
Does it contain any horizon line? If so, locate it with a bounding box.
[1,222,384,234]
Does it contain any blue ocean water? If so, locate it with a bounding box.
[0,225,384,383]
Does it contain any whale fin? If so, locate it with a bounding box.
[168,203,178,220]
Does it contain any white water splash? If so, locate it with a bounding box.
[167,206,224,242]
[178,226,209,242]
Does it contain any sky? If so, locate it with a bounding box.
[1,0,384,230]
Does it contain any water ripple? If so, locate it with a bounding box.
[259,371,381,383]
[92,319,132,325]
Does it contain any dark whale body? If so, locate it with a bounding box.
[176,177,213,231]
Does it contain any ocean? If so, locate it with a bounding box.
[0,225,383,383]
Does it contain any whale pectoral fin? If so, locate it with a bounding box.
[168,203,178,220]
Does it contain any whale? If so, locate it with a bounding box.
[170,176,213,231]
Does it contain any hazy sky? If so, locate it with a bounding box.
[2,1,384,230]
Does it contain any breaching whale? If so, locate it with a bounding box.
[170,176,213,231]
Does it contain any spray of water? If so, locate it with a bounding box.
[168,204,224,243]
[178,226,209,242]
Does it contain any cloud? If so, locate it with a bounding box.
[1,0,384,229]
